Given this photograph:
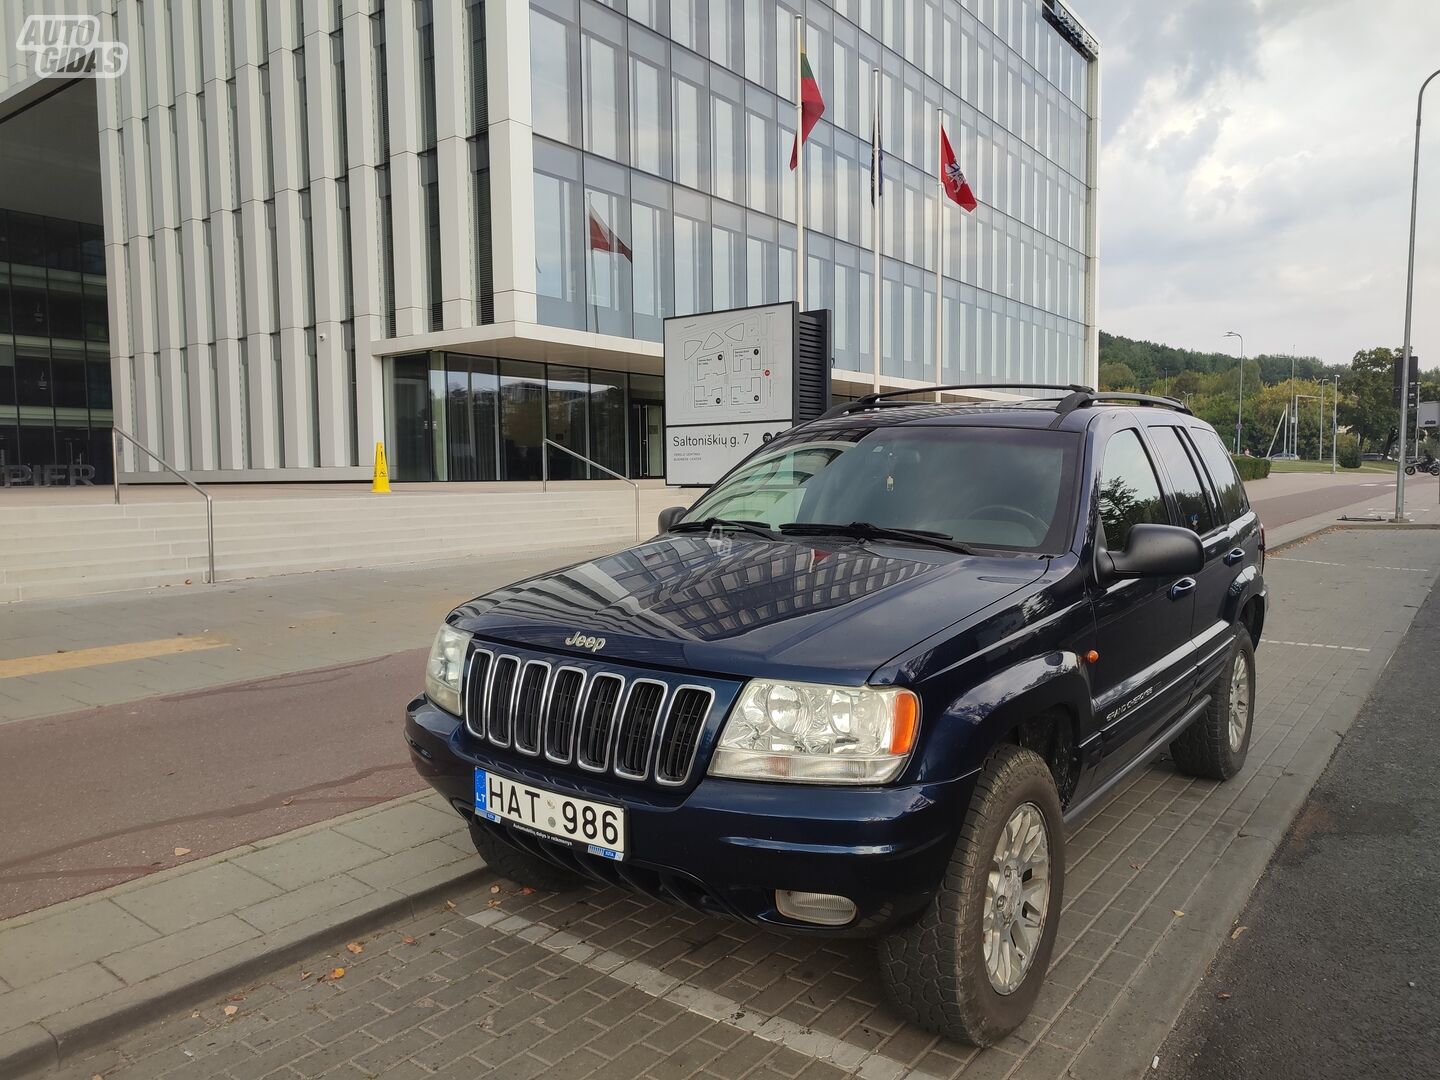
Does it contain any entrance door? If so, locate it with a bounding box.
[635,403,663,478]
[389,356,434,482]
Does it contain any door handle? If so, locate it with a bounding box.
[1169,578,1197,600]
[1223,548,1245,566]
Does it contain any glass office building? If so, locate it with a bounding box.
[0,0,1096,485]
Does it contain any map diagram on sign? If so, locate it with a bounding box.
[663,304,794,428]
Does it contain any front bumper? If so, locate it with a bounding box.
[405,696,977,935]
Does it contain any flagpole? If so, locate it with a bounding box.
[794,14,805,309]
[934,108,944,403]
[871,67,881,394]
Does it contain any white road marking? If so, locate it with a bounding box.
[1265,640,1371,653]
[464,906,908,1076]
[1269,557,1430,573]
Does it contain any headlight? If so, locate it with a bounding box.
[425,624,470,715]
[708,680,920,784]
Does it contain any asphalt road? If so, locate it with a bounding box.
[1248,476,1396,527]
[1157,573,1440,1079]
[0,649,428,919]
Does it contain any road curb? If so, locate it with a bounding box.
[3,863,486,1079]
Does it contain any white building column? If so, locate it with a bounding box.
[342,7,384,461]
[434,0,475,330]
[484,0,537,326]
[385,0,425,337]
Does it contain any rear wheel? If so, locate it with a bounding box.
[877,745,1064,1046]
[467,819,587,893]
[1170,631,1255,781]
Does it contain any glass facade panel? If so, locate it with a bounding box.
[0,210,112,485]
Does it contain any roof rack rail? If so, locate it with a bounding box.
[1051,391,1192,420]
[822,382,1094,419]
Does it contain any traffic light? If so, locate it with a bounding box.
[1393,353,1420,408]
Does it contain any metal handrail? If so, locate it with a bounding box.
[541,439,641,541]
[112,427,215,585]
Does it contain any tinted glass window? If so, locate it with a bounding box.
[1150,427,1216,535]
[1191,428,1248,522]
[685,425,1080,553]
[1097,429,1168,549]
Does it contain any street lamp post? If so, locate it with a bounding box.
[1332,375,1340,475]
[1224,331,1245,453]
[1395,68,1440,521]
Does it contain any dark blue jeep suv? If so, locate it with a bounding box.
[404,386,1267,1044]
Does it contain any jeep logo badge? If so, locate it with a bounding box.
[564,632,606,653]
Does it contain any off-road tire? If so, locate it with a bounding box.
[877,745,1065,1046]
[467,819,587,892]
[1169,630,1255,781]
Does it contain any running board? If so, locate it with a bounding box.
[1062,694,1213,825]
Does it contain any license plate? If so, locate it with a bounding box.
[474,769,625,860]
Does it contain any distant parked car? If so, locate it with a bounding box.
[1270,453,1299,461]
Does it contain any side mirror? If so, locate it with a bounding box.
[657,506,687,533]
[1099,523,1204,579]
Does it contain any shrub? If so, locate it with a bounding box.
[1231,455,1271,481]
[1337,435,1362,470]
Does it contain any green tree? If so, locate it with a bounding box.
[1099,361,1138,390]
[1340,347,1399,452]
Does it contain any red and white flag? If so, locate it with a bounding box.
[587,208,632,261]
[939,125,978,212]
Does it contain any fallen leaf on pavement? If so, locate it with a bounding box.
[1172,910,1185,918]
[299,971,312,979]
[190,1011,200,1018]
[223,1005,239,1017]
[327,967,346,980]
[346,942,363,955]
[226,994,244,1002]
[521,887,535,896]
[282,797,294,806]
[1231,925,1248,941]
[1129,862,1143,870]
[489,884,501,894]
[174,847,192,857]
[402,935,418,946]
[1217,991,1231,1000]
[444,900,457,911]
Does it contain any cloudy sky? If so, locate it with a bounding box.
[1076,0,1440,366]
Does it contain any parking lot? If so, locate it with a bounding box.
[36,525,1438,1080]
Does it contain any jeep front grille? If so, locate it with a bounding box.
[462,647,715,786]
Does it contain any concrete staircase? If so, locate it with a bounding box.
[0,485,695,603]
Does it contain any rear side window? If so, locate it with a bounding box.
[1150,427,1216,535]
[1190,428,1249,522]
[1097,429,1169,549]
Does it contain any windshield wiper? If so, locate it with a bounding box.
[779,521,978,555]
[669,516,779,540]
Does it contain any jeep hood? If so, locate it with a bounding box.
[449,535,1047,683]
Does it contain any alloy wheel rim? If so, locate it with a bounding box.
[982,802,1050,995]
[1228,653,1251,752]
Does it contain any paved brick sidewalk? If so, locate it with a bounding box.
[14,526,1435,1080]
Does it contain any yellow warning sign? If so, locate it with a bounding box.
[372,441,391,493]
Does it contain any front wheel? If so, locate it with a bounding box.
[878,745,1064,1046]
[1405,464,1417,476]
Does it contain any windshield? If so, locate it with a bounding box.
[682,424,1079,553]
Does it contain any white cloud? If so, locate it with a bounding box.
[1081,0,1440,366]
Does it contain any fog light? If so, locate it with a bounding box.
[775,890,857,927]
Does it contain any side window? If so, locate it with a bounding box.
[1097,429,1169,549]
[1191,428,1249,522]
[1150,427,1216,535]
